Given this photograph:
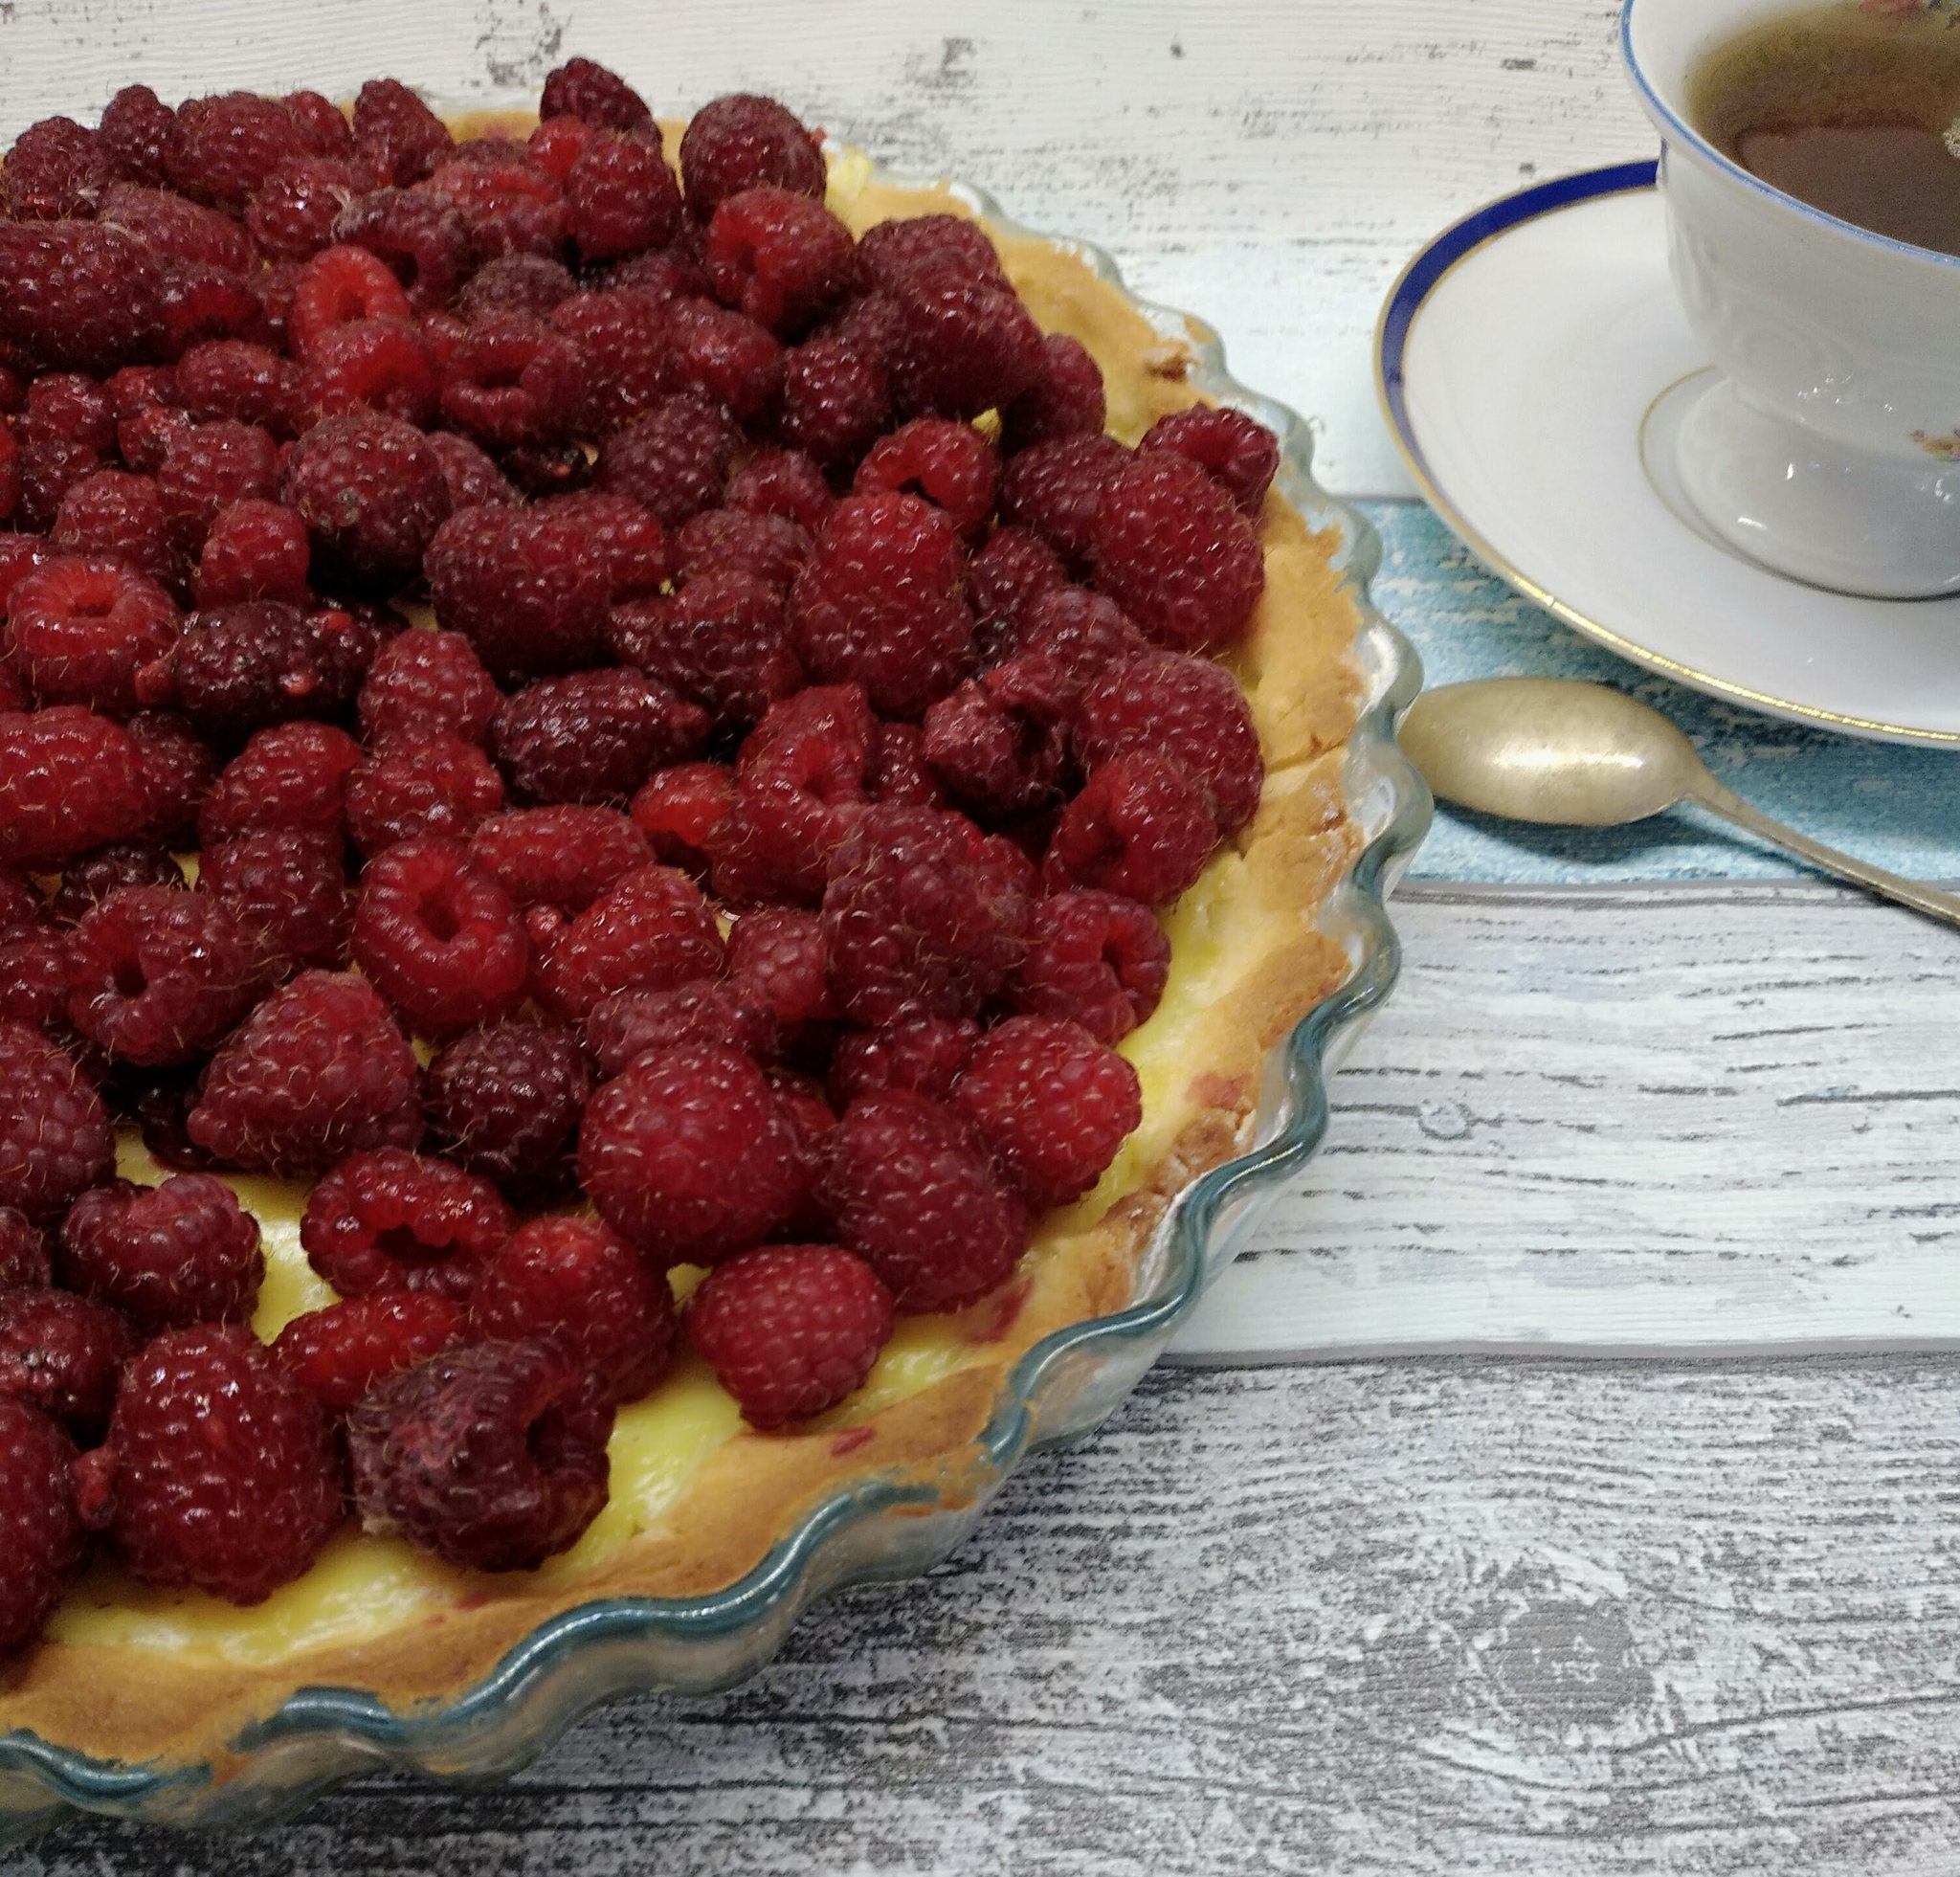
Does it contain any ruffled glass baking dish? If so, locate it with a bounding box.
[0,156,1431,1842]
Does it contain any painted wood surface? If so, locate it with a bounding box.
[1178,879,1960,1358]
[23,1359,1960,1876]
[0,0,1656,498]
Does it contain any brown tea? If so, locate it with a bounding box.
[1688,2,1960,256]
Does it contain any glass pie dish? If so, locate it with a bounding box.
[0,151,1431,1842]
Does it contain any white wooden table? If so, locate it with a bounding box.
[13,4,1960,1871]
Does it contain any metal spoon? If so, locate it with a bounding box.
[1400,677,1960,929]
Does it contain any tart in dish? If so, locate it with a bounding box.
[0,69,1366,1781]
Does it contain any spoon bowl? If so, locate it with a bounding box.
[1400,678,1698,827]
[1399,675,1960,929]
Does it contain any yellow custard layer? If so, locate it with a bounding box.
[25,152,1363,1708]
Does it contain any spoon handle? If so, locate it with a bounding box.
[1688,777,1960,929]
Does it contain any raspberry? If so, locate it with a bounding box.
[424,1017,590,1193]
[537,863,724,1022]
[822,1091,1029,1312]
[458,252,576,322]
[79,1324,343,1601]
[155,259,269,356]
[921,676,1068,820]
[603,241,712,302]
[1014,891,1168,1042]
[113,388,194,479]
[0,706,151,865]
[673,506,812,590]
[423,430,519,511]
[962,1015,1143,1208]
[1078,648,1263,835]
[725,905,836,1039]
[283,89,355,158]
[630,761,732,875]
[688,1242,892,1427]
[99,188,252,281]
[580,1042,805,1263]
[189,970,423,1175]
[820,805,1032,1025]
[299,317,439,426]
[855,417,1000,544]
[1139,404,1281,516]
[857,214,1006,294]
[546,489,669,600]
[653,302,779,428]
[1091,453,1266,653]
[611,572,800,732]
[542,289,671,438]
[16,436,102,536]
[778,329,890,468]
[21,370,118,454]
[423,155,567,263]
[0,220,166,373]
[998,433,1131,570]
[197,719,361,846]
[348,1338,612,1571]
[0,1020,111,1218]
[566,129,683,264]
[332,189,470,310]
[5,117,114,220]
[0,1400,84,1647]
[49,470,179,597]
[0,865,43,938]
[275,1291,465,1414]
[472,1216,678,1406]
[245,156,366,263]
[1003,332,1107,452]
[125,708,218,844]
[426,502,613,681]
[173,339,301,435]
[1015,585,1147,698]
[964,524,1066,651]
[790,492,976,719]
[437,313,584,450]
[157,419,282,557]
[701,187,854,337]
[167,92,309,206]
[466,805,651,915]
[279,413,450,586]
[542,56,655,134]
[706,683,875,903]
[288,244,415,363]
[886,262,1045,422]
[592,391,739,527]
[0,1285,131,1431]
[58,1171,263,1330]
[344,732,504,855]
[0,1205,51,1285]
[354,629,495,749]
[679,95,826,219]
[351,836,529,1033]
[193,497,312,607]
[199,828,351,972]
[586,977,780,1078]
[828,1016,979,1107]
[0,925,67,1031]
[100,84,176,187]
[1045,751,1216,905]
[867,719,947,808]
[64,883,272,1065]
[5,555,180,715]
[491,668,708,808]
[140,601,364,743]
[301,1145,512,1301]
[352,78,453,186]
[726,447,835,531]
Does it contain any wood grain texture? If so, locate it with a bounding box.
[0,0,1654,496]
[21,1360,1960,1875]
[1176,879,1960,1357]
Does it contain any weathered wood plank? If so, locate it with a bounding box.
[24,1360,1960,1874]
[1178,880,1960,1358]
[0,0,1653,496]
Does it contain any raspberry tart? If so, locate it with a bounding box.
[0,66,1394,1806]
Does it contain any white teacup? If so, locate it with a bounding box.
[1623,0,1960,598]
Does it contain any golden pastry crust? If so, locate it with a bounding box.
[1,145,1363,1777]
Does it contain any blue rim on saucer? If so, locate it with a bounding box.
[1376,160,1657,509]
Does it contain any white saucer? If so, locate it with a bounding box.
[1376,163,1960,748]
